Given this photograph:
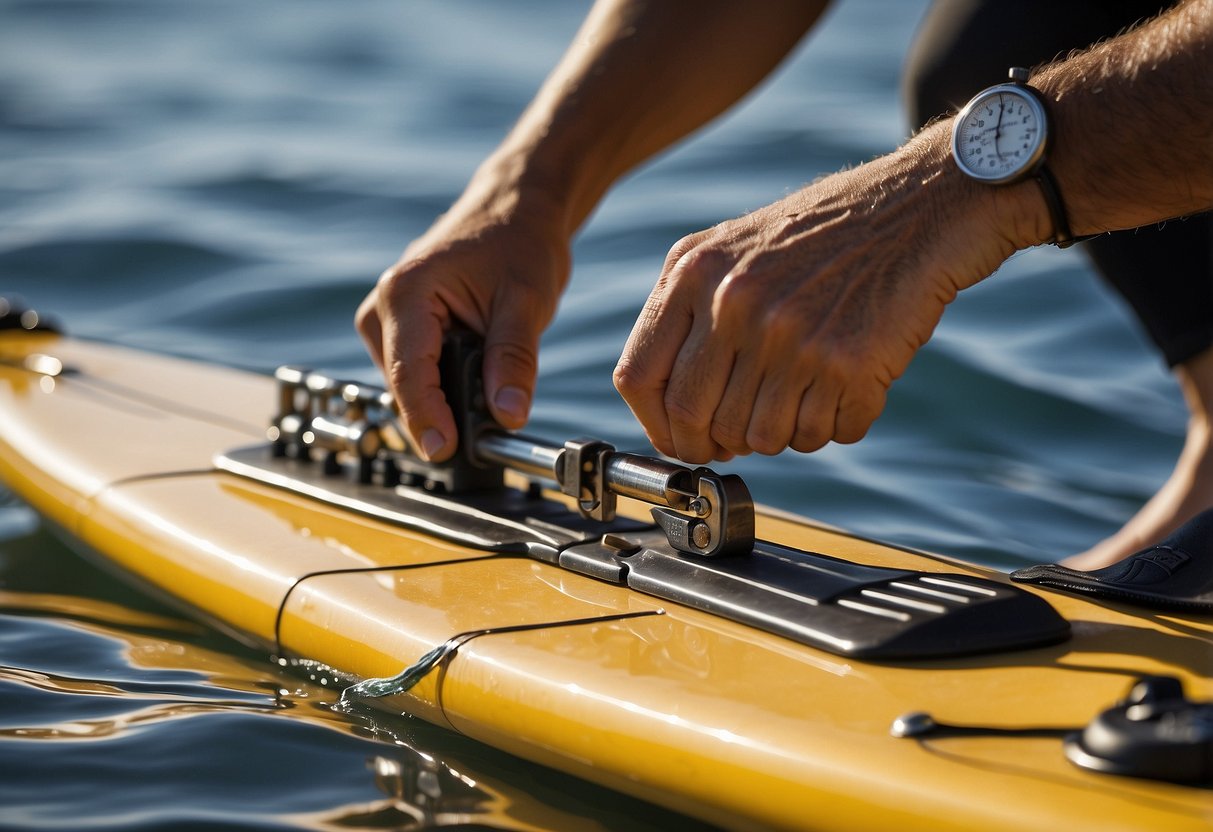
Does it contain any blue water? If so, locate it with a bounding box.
[0,0,1187,829]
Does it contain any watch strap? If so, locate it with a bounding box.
[1034,166,1077,248]
[1016,76,1095,249]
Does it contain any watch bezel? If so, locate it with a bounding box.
[951,82,1050,185]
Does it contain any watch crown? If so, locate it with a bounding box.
[1008,66,1030,83]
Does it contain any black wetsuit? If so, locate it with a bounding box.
[904,0,1213,367]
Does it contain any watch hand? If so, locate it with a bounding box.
[994,95,1006,158]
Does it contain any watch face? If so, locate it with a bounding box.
[952,84,1048,184]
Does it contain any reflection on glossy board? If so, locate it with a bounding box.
[0,517,718,831]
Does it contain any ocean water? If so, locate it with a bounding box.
[0,0,1187,829]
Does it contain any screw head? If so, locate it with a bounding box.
[890,712,937,738]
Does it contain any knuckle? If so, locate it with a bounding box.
[790,419,831,453]
[835,387,886,444]
[790,432,828,453]
[715,270,781,332]
[378,254,437,295]
[389,379,449,437]
[656,241,741,320]
[714,270,760,308]
[669,244,731,293]
[663,392,707,434]
[384,359,414,403]
[662,233,705,271]
[745,425,788,456]
[612,359,651,399]
[486,339,538,379]
[354,296,376,332]
[833,420,871,445]
[377,258,410,286]
[710,415,750,454]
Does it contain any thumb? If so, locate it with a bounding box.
[482,291,546,430]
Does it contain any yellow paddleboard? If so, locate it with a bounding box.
[0,322,1209,832]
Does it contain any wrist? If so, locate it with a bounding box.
[906,121,1052,268]
[979,160,1058,252]
[460,149,582,240]
[473,141,613,241]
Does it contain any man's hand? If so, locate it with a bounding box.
[613,126,1033,463]
[356,182,570,462]
[357,2,830,462]
[613,0,1213,465]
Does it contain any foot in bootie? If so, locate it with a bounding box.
[1012,509,1213,613]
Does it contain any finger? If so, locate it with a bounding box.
[664,322,735,463]
[378,287,456,462]
[789,376,843,453]
[482,286,546,430]
[745,366,807,456]
[710,348,765,456]
[834,378,888,444]
[614,279,690,458]
[355,288,385,373]
[665,259,757,462]
[616,242,738,461]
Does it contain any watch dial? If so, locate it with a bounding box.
[953,87,1047,184]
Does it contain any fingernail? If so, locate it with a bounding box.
[420,428,445,461]
[494,386,528,424]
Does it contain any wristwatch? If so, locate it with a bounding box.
[951,67,1078,248]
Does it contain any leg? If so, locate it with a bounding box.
[1066,217,1213,566]
[1065,345,1213,568]
[905,0,1213,567]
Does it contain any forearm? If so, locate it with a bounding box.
[1029,0,1213,238]
[610,0,1212,463]
[478,0,829,235]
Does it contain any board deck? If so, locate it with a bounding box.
[0,330,1209,831]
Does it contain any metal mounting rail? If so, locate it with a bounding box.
[475,431,754,558]
[215,332,1070,659]
[262,331,754,559]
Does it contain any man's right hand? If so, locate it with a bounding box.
[356,180,570,462]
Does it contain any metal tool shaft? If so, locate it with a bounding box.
[473,430,691,510]
[473,430,562,482]
[603,453,692,509]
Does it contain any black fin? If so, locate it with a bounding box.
[1011,508,1213,613]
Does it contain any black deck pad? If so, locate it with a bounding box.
[570,534,1071,660]
[1011,508,1213,614]
[219,444,1071,659]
